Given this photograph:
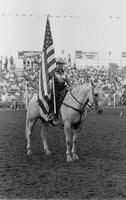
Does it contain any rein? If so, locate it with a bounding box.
[95,98,103,102]
[69,89,82,106]
[62,86,103,114]
[92,90,103,104]
[70,89,95,111]
[62,102,84,115]
[62,89,93,115]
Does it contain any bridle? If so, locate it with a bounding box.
[92,88,103,109]
[62,87,103,131]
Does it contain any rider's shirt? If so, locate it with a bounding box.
[122,88,126,100]
[54,72,66,90]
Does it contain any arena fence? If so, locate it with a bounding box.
[0,85,124,110]
[0,95,124,110]
[0,101,26,110]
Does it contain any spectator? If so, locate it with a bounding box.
[4,56,8,70]
[9,56,14,70]
[68,53,71,66]
[0,56,3,68]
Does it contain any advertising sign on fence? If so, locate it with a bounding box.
[75,50,98,60]
[121,52,126,58]
[18,51,41,59]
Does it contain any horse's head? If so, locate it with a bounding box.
[88,82,103,114]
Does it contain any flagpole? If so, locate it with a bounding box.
[52,75,56,114]
[120,54,122,69]
[25,81,28,110]
[109,51,111,68]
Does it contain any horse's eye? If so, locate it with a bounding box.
[95,93,98,97]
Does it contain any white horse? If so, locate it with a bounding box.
[26,82,103,162]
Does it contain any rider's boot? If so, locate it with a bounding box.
[46,112,55,122]
[46,113,63,127]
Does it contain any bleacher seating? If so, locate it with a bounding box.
[0,55,126,108]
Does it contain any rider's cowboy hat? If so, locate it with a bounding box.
[56,58,66,64]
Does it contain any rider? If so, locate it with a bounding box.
[47,58,70,122]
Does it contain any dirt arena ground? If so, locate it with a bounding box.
[0,107,126,199]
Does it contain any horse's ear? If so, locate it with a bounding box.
[91,80,95,88]
[91,79,98,88]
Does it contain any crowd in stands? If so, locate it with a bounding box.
[0,56,25,109]
[0,55,126,109]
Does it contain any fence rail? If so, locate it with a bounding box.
[0,101,26,109]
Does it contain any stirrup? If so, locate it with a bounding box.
[50,119,64,128]
[47,113,55,122]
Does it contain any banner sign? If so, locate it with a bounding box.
[75,50,98,59]
[84,51,98,59]
[18,51,41,59]
[75,50,83,59]
[121,52,126,58]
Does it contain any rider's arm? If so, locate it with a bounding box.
[64,73,71,87]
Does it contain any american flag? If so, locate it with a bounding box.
[38,16,56,114]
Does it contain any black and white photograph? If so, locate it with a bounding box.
[0,0,126,199]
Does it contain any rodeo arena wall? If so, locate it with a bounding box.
[0,50,126,109]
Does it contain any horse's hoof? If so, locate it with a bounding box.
[27,149,32,156]
[67,155,73,162]
[45,149,51,156]
[73,153,79,160]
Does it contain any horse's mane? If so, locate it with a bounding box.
[72,83,92,92]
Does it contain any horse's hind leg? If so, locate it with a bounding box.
[26,119,36,155]
[64,122,73,162]
[40,121,51,156]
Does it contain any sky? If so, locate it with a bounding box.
[0,0,126,65]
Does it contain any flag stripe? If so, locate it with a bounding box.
[48,63,56,73]
[41,54,48,96]
[47,53,55,63]
[38,98,48,114]
[47,53,55,61]
[42,63,48,95]
[47,45,54,54]
[48,58,56,69]
[39,71,49,114]
[39,63,49,112]
[44,95,51,105]
[39,87,50,111]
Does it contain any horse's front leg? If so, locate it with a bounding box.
[40,121,51,156]
[26,120,35,155]
[64,122,73,162]
[72,131,79,160]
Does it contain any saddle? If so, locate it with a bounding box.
[47,87,68,127]
[50,87,68,118]
[57,87,68,111]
